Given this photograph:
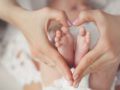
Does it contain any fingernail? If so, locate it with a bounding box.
[67,20,73,26]
[73,74,79,80]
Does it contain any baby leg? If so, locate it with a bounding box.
[24,83,42,90]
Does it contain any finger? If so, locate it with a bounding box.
[44,11,73,82]
[32,29,73,83]
[73,46,102,81]
[43,40,74,81]
[47,43,74,81]
[73,52,119,87]
[50,10,70,27]
[73,49,102,87]
[73,10,104,29]
[33,43,73,82]
[81,53,108,77]
[73,10,96,25]
[85,52,119,74]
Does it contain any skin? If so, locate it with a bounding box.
[74,27,90,67]
[54,27,74,67]
[49,1,116,89]
[73,10,120,89]
[0,0,73,84]
[24,83,42,90]
[1,0,120,90]
[40,25,90,87]
[40,0,91,88]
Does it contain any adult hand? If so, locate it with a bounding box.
[73,10,120,86]
[0,0,73,83]
[23,8,73,82]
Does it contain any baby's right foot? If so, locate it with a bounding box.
[54,27,74,67]
[75,27,90,67]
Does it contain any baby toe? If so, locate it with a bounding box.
[85,31,90,44]
[61,27,68,34]
[79,27,86,36]
[56,30,62,38]
[55,37,60,42]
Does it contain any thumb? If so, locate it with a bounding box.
[50,9,70,27]
[73,10,102,27]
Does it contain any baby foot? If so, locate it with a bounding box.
[75,27,90,67]
[54,27,74,67]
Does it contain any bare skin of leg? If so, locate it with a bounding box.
[40,62,62,86]
[24,83,42,90]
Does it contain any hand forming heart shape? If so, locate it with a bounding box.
[48,20,99,68]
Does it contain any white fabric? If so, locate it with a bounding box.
[0,64,22,90]
[43,77,90,90]
[43,69,91,90]
[1,26,41,87]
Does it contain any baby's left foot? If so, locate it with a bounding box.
[75,27,90,67]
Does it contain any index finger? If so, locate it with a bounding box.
[73,46,102,81]
[49,9,70,27]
